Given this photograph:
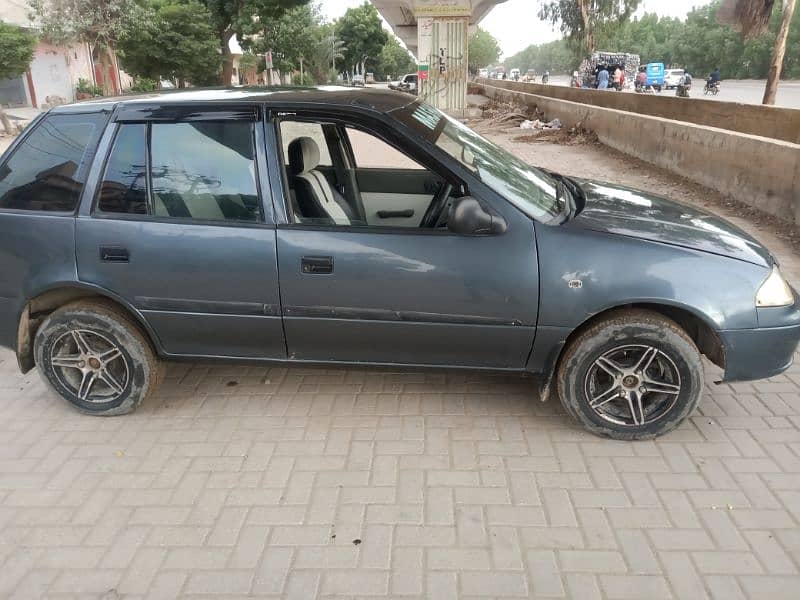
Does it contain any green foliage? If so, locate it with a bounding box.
[468,28,501,73]
[27,0,137,47]
[514,1,800,79]
[76,77,104,95]
[336,1,388,74]
[505,38,582,74]
[127,77,158,92]
[247,3,322,73]
[311,24,346,82]
[596,1,800,79]
[291,72,315,86]
[117,0,221,86]
[538,0,642,52]
[374,36,415,80]
[199,0,310,83]
[0,21,37,81]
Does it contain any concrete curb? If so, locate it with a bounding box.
[478,82,800,226]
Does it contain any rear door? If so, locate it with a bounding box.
[76,104,285,359]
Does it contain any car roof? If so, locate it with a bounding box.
[50,86,418,115]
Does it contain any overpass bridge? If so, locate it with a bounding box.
[371,1,507,113]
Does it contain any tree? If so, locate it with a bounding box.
[311,24,346,83]
[538,0,642,53]
[0,21,37,133]
[246,3,322,77]
[28,0,137,94]
[375,36,415,80]
[118,0,221,87]
[468,28,501,73]
[336,1,388,76]
[200,0,310,86]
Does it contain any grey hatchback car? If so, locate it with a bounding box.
[1,87,798,439]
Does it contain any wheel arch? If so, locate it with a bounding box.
[16,282,163,373]
[537,301,725,402]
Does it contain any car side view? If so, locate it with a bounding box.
[1,87,798,440]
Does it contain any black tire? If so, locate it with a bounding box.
[33,299,163,415]
[556,309,703,440]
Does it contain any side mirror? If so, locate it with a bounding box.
[447,196,507,236]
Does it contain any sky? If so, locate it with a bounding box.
[318,0,713,58]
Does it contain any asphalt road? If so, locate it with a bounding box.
[527,76,800,109]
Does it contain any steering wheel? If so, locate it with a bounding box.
[419,181,453,228]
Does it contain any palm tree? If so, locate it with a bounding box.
[314,33,346,79]
[717,0,797,104]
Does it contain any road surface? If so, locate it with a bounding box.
[517,76,800,109]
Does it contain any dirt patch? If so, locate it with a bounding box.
[513,125,599,146]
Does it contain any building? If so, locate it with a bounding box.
[0,0,130,109]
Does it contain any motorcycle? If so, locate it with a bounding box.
[704,80,721,96]
[676,83,691,98]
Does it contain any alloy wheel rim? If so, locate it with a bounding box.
[584,344,682,427]
[50,329,130,403]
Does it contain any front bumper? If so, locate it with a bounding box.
[720,323,800,382]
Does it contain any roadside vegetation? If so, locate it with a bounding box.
[509,1,799,79]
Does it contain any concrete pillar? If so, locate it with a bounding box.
[414,1,470,116]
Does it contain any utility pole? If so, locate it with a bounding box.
[763,0,797,105]
[300,56,304,85]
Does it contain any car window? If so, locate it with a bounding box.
[280,121,332,166]
[347,127,424,170]
[0,112,107,212]
[97,124,148,215]
[281,118,451,230]
[150,122,260,223]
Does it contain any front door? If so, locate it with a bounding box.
[273,115,539,369]
[77,106,285,359]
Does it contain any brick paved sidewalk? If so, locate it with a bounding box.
[0,135,798,599]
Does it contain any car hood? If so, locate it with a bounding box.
[568,180,772,267]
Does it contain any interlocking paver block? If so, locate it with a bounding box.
[1,134,800,598]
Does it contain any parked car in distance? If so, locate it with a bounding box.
[351,74,365,87]
[664,68,685,89]
[478,68,489,78]
[390,73,417,94]
[1,87,798,439]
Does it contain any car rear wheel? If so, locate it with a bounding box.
[34,299,164,416]
[556,310,703,440]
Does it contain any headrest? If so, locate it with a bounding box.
[288,137,320,175]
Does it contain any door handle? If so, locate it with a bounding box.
[99,246,129,263]
[301,256,333,274]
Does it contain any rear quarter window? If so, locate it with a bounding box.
[0,112,107,212]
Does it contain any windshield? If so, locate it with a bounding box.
[388,101,561,222]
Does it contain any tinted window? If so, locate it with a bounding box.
[0,113,106,211]
[150,122,260,222]
[97,124,147,214]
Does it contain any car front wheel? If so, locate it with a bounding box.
[556,310,704,440]
[34,299,164,416]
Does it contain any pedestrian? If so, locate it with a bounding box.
[612,67,622,90]
[597,67,609,89]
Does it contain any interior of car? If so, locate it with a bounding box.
[278,119,463,229]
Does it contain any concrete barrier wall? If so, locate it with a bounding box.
[477,78,800,145]
[478,82,800,225]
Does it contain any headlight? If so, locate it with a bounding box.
[756,266,794,307]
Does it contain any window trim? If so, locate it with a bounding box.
[90,115,267,226]
[270,109,467,232]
